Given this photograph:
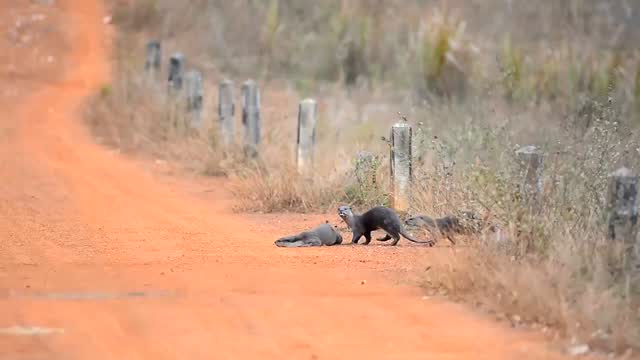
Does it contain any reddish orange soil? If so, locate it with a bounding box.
[0,1,578,359]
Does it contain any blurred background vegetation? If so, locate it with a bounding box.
[113,0,640,110]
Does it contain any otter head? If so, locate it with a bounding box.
[325,222,344,245]
[338,205,354,220]
[338,205,355,227]
[405,216,427,227]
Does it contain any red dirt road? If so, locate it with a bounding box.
[0,1,575,359]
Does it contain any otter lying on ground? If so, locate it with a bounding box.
[274,222,343,247]
[337,205,435,246]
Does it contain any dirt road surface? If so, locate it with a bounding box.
[0,1,577,359]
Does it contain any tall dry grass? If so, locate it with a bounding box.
[88,0,640,354]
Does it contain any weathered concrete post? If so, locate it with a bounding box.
[218,80,235,147]
[165,53,185,129]
[168,53,184,94]
[515,145,544,209]
[144,41,161,79]
[241,80,260,158]
[185,70,203,129]
[607,167,639,245]
[390,122,412,213]
[296,98,317,174]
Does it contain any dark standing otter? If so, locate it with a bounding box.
[337,205,435,246]
[274,222,343,247]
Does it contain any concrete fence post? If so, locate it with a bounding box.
[515,145,544,209]
[185,70,204,129]
[144,41,161,80]
[607,167,640,272]
[218,80,235,147]
[390,122,412,213]
[241,80,261,158]
[168,53,184,94]
[165,53,185,129]
[607,167,639,244]
[297,98,317,174]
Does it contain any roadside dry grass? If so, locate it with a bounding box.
[86,0,640,355]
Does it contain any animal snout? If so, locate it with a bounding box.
[405,218,419,226]
[337,205,351,217]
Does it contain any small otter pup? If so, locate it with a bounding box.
[405,211,484,245]
[337,205,435,246]
[404,215,463,245]
[274,222,343,247]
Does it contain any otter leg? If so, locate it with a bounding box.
[362,231,372,245]
[275,233,322,247]
[293,237,323,247]
[351,231,363,244]
[429,226,443,245]
[377,234,392,241]
[274,234,304,247]
[389,232,401,246]
[445,233,456,245]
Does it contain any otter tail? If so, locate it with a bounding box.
[400,230,436,246]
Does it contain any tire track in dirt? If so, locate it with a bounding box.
[0,1,579,359]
